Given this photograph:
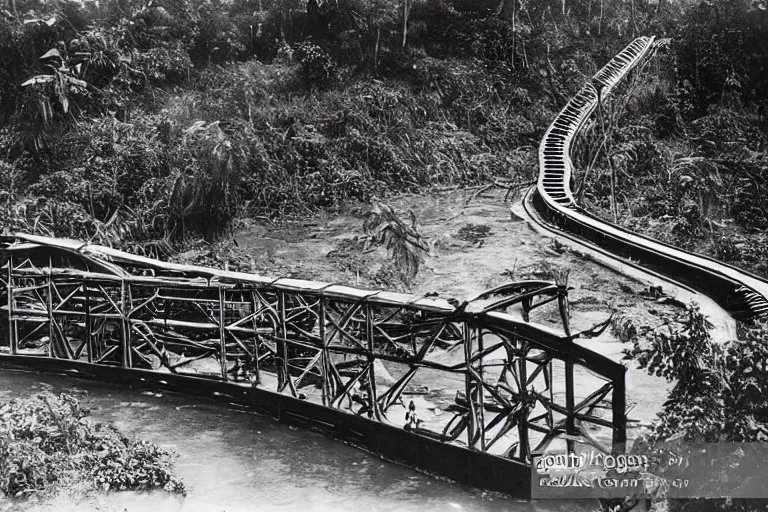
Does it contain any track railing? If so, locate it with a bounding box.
[0,232,624,496]
[532,36,768,322]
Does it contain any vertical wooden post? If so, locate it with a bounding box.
[219,287,228,382]
[563,281,575,454]
[612,367,627,455]
[7,255,16,355]
[319,297,328,406]
[120,280,131,368]
[558,290,571,338]
[365,304,379,420]
[277,291,288,392]
[47,256,55,359]
[249,290,261,386]
[518,339,529,461]
[477,328,485,452]
[463,323,476,448]
[565,358,575,454]
[85,282,93,363]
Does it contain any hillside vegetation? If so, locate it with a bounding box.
[2,2,768,510]
[0,0,747,254]
[572,1,768,278]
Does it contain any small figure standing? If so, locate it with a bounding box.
[404,400,421,431]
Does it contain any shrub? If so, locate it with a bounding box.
[0,392,184,499]
[623,308,768,512]
[294,42,337,89]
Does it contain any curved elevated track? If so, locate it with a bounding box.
[531,36,768,322]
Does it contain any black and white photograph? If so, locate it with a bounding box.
[0,0,767,511]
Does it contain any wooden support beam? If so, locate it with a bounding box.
[249,291,261,386]
[612,366,627,455]
[319,297,329,406]
[277,291,288,392]
[219,287,228,382]
[47,256,55,359]
[558,291,571,338]
[85,284,93,363]
[120,280,131,368]
[463,324,477,449]
[7,256,16,355]
[365,304,381,421]
[476,328,485,452]
[518,340,530,462]
[565,358,575,454]
[377,366,418,412]
[54,285,82,313]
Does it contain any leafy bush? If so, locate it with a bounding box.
[624,304,768,442]
[623,307,768,511]
[294,42,337,89]
[0,392,184,499]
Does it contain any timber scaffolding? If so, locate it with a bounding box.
[0,232,625,497]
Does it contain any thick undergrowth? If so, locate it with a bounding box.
[0,392,184,500]
[0,0,671,258]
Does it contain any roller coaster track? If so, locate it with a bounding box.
[528,36,768,322]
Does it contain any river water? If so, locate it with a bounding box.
[0,370,592,512]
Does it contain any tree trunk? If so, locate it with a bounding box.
[598,0,603,35]
[402,0,410,50]
[630,0,638,36]
[512,0,517,67]
[9,0,18,20]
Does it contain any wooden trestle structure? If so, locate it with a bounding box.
[0,232,625,497]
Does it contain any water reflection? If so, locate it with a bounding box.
[0,370,592,512]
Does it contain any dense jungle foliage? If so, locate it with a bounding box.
[0,392,184,499]
[1,0,763,264]
[624,306,768,512]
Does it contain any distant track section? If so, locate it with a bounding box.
[532,36,768,322]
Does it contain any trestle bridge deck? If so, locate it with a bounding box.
[0,233,623,497]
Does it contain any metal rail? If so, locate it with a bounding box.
[533,36,768,322]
